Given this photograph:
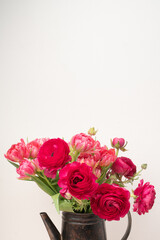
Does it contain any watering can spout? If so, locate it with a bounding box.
[40,212,61,240]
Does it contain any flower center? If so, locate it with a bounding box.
[51,152,54,157]
[73,176,83,184]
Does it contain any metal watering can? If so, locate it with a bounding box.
[40,211,132,240]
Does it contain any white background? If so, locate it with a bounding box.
[0,0,160,239]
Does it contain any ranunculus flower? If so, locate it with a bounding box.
[112,138,125,148]
[4,139,30,163]
[99,147,117,167]
[44,169,57,179]
[27,138,49,159]
[91,183,130,221]
[37,138,71,171]
[58,162,98,200]
[112,157,136,178]
[133,179,156,215]
[69,133,96,152]
[16,159,36,180]
[77,152,101,178]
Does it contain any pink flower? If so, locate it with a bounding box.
[37,138,71,171]
[58,162,98,200]
[112,157,136,178]
[77,152,101,177]
[99,147,117,167]
[16,159,36,180]
[69,133,96,152]
[91,183,130,221]
[112,138,125,148]
[133,179,156,215]
[44,169,57,179]
[5,139,30,163]
[27,138,49,159]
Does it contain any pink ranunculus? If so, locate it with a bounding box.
[91,183,130,221]
[27,138,49,159]
[133,179,156,215]
[112,138,125,148]
[44,169,57,179]
[69,133,96,152]
[58,162,98,200]
[4,139,30,163]
[112,157,136,179]
[16,159,36,180]
[99,147,117,167]
[37,138,71,171]
[77,152,101,178]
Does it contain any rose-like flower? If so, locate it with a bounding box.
[69,133,96,152]
[112,157,136,179]
[91,183,130,221]
[4,139,30,163]
[112,138,125,148]
[99,147,117,167]
[37,138,71,171]
[44,169,57,179]
[77,151,101,178]
[133,179,156,215]
[58,162,98,200]
[16,159,36,180]
[27,138,49,159]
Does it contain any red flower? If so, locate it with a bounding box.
[58,162,98,200]
[112,157,136,178]
[91,183,130,221]
[37,138,71,171]
[133,179,156,215]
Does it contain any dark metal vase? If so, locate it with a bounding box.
[40,211,132,240]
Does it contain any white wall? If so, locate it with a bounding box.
[0,0,159,239]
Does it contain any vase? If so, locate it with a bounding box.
[40,211,132,240]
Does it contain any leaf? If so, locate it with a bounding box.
[51,193,60,214]
[31,175,55,196]
[59,200,73,212]
[7,160,19,168]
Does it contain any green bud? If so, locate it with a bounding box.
[88,127,97,136]
[141,163,147,170]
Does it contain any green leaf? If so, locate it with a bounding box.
[59,199,73,212]
[7,160,19,168]
[31,175,55,196]
[51,193,60,214]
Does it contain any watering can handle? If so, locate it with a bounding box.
[121,211,132,240]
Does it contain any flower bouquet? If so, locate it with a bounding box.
[5,128,156,221]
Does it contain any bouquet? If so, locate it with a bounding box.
[4,128,156,221]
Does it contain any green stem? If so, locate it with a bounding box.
[116,149,119,156]
[41,171,58,194]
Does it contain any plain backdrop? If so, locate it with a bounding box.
[0,0,160,239]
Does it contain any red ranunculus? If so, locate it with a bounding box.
[133,179,156,215]
[37,138,71,171]
[58,162,98,200]
[91,183,130,221]
[112,157,136,178]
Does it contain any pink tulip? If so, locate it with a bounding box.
[5,139,30,163]
[69,133,96,152]
[27,138,49,159]
[16,159,36,180]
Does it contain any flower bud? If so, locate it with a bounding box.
[88,127,97,136]
[112,138,125,148]
[141,163,147,170]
